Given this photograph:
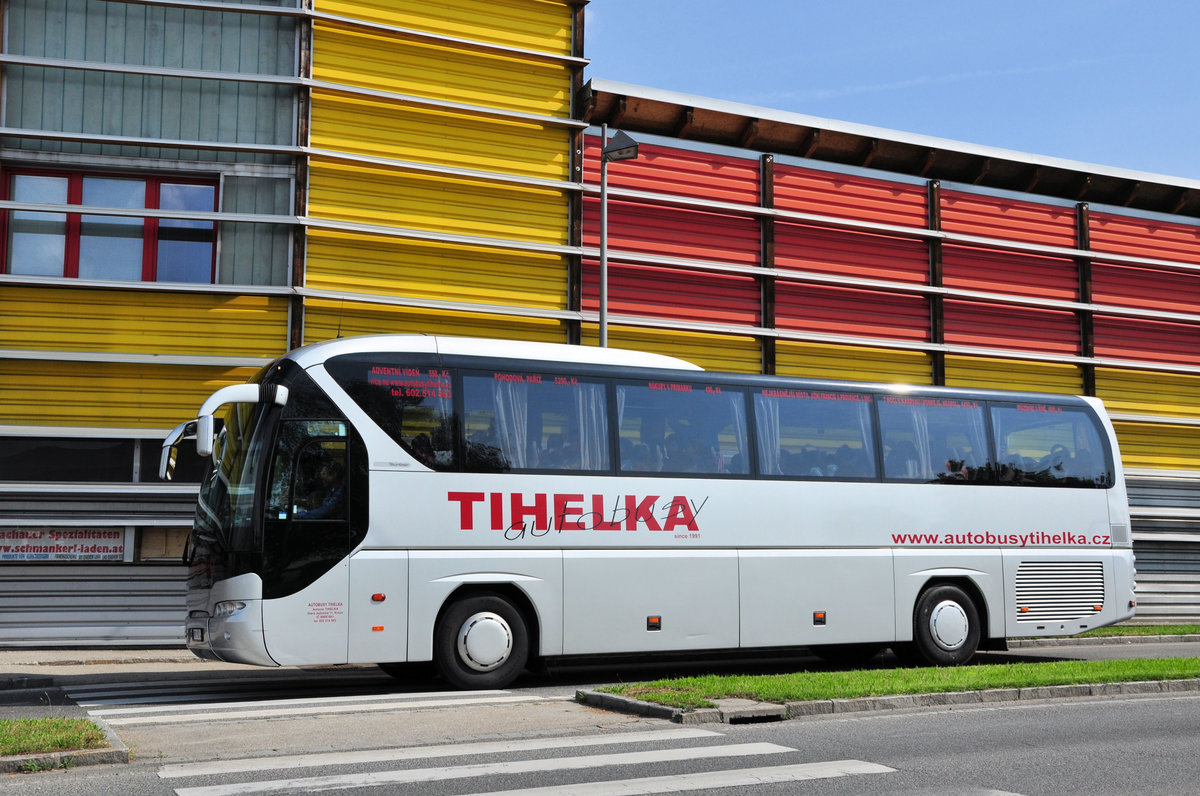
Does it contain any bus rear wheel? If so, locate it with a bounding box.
[434,593,529,690]
[910,584,980,666]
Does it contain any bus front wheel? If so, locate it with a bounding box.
[910,584,980,666]
[434,593,529,690]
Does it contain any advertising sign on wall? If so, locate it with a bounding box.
[0,528,129,561]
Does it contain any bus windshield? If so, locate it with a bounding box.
[193,400,272,564]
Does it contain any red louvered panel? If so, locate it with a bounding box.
[943,301,1079,355]
[773,165,927,227]
[1094,316,1200,367]
[581,260,760,326]
[582,197,760,266]
[1089,212,1200,263]
[940,191,1075,247]
[775,223,928,284]
[1092,262,1200,314]
[775,283,929,342]
[583,136,761,205]
[942,245,1078,301]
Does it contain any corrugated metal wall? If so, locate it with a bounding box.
[301,0,582,345]
[0,565,185,645]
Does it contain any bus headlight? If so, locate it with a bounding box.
[213,601,246,619]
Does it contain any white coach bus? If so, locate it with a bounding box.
[161,335,1136,689]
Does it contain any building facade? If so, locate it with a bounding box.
[0,0,1196,643]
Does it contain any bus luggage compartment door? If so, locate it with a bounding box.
[561,549,739,655]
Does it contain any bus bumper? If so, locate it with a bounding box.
[187,599,277,667]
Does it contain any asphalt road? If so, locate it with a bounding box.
[0,638,1196,795]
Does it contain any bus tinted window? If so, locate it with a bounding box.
[325,357,456,469]
[617,381,748,475]
[754,388,876,478]
[461,371,609,473]
[879,396,988,482]
[991,403,1111,487]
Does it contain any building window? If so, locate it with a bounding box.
[4,170,217,283]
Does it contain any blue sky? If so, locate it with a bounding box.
[585,1,1200,181]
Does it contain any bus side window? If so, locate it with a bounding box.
[879,396,987,483]
[754,389,877,479]
[461,371,610,473]
[617,381,748,476]
[990,403,1111,488]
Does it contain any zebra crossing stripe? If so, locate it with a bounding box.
[84,689,509,714]
[158,728,723,779]
[458,760,897,795]
[171,742,794,796]
[101,694,545,726]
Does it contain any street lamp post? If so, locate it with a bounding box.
[598,125,639,347]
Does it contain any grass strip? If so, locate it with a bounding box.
[601,657,1200,712]
[0,718,108,757]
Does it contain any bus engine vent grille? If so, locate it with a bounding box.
[1014,560,1105,623]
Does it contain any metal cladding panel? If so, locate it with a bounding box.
[308,161,568,245]
[774,283,929,342]
[0,361,258,428]
[1096,368,1200,420]
[582,198,760,266]
[306,230,567,311]
[775,341,931,384]
[581,328,761,373]
[0,286,288,358]
[1089,211,1200,262]
[1093,317,1200,367]
[1113,421,1200,471]
[944,357,1082,395]
[311,23,570,117]
[580,261,760,326]
[942,245,1078,301]
[940,191,1076,247]
[5,0,297,160]
[1091,262,1200,314]
[583,137,761,204]
[314,0,574,55]
[303,300,567,346]
[772,165,927,227]
[943,300,1080,355]
[774,223,928,284]
[0,565,186,646]
[311,90,569,181]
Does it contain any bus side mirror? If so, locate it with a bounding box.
[196,415,215,458]
[160,420,198,481]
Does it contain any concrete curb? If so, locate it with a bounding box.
[0,716,129,773]
[1008,634,1200,648]
[577,677,1200,725]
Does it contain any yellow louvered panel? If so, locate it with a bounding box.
[305,230,567,311]
[314,0,573,56]
[1112,421,1200,471]
[302,300,566,345]
[0,361,258,428]
[776,341,931,384]
[945,356,1082,395]
[307,161,568,246]
[0,286,288,358]
[580,328,761,373]
[311,23,570,117]
[1096,368,1200,421]
[310,91,569,181]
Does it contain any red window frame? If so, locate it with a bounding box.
[1,168,219,282]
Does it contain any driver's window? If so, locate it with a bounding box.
[265,420,348,520]
[292,441,347,520]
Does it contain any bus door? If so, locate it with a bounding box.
[260,420,353,665]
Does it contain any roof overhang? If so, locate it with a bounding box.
[580,78,1200,219]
